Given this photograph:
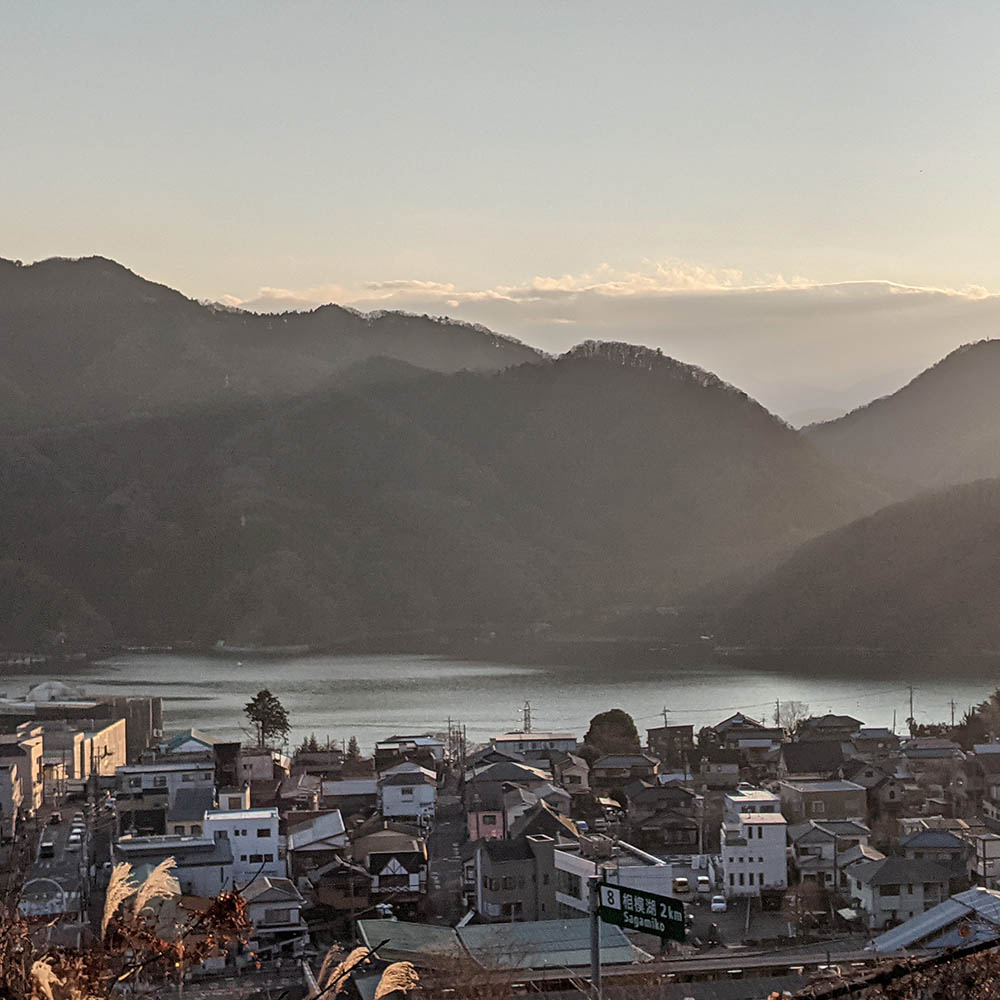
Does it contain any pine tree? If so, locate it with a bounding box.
[346,736,361,762]
[244,689,290,747]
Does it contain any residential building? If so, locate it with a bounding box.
[242,877,309,959]
[490,732,577,755]
[798,715,863,743]
[627,782,703,853]
[589,753,659,796]
[378,734,446,762]
[320,778,378,816]
[838,758,903,815]
[900,829,970,880]
[115,760,215,835]
[724,785,781,820]
[203,806,283,885]
[972,834,1000,889]
[720,811,788,899]
[0,762,22,840]
[167,786,214,836]
[788,819,873,890]
[852,728,901,759]
[378,767,437,822]
[114,834,235,896]
[849,856,950,930]
[698,748,740,790]
[0,724,43,815]
[285,810,348,879]
[351,823,428,919]
[780,779,867,825]
[645,725,694,768]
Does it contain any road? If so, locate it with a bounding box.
[19,805,89,918]
[421,793,466,925]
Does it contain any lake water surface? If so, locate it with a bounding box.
[2,652,997,751]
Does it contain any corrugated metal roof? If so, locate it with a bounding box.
[458,919,640,969]
[871,887,1000,952]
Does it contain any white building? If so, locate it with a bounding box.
[721,811,788,898]
[115,834,235,897]
[378,767,437,821]
[204,807,284,885]
[0,725,44,815]
[724,785,781,821]
[242,876,309,958]
[491,732,578,755]
[377,735,446,762]
[0,762,22,840]
[115,760,215,809]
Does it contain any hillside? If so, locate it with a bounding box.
[807,340,1000,497]
[0,256,540,429]
[0,342,881,649]
[723,478,1000,651]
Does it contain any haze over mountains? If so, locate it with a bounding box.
[2,255,999,655]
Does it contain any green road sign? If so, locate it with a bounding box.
[597,881,686,942]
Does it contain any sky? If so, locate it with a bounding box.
[4,1,1000,419]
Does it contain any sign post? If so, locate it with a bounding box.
[596,880,686,941]
[588,876,602,1000]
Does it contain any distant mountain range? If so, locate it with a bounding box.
[0,256,539,430]
[4,254,1000,655]
[806,340,1000,498]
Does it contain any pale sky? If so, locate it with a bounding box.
[4,1,1000,417]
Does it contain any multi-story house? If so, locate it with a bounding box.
[0,724,44,816]
[203,803,284,886]
[780,779,867,825]
[378,766,437,822]
[115,760,215,835]
[849,856,950,930]
[351,822,428,919]
[590,754,659,797]
[720,803,787,899]
[242,876,309,959]
[0,762,22,840]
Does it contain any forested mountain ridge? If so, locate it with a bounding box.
[0,342,883,650]
[0,255,540,430]
[806,339,1000,497]
[722,477,1000,651]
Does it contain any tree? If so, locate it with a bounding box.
[774,700,810,733]
[295,732,320,755]
[583,709,640,758]
[244,689,290,747]
[346,735,361,762]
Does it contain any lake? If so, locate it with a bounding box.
[2,651,998,751]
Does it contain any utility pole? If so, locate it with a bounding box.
[909,686,915,727]
[775,698,781,728]
[522,701,532,734]
[588,875,602,1000]
[950,700,957,728]
[661,707,669,728]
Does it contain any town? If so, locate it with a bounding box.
[5,681,1000,998]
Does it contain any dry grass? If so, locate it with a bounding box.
[30,959,64,1000]
[100,862,137,939]
[132,856,178,917]
[314,945,373,996]
[374,961,420,999]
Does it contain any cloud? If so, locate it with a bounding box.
[220,260,1000,421]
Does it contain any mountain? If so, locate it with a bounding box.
[723,478,1000,651]
[806,340,1000,497]
[0,341,881,649]
[0,256,540,430]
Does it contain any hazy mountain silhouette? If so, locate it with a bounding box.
[723,478,1000,651]
[0,342,881,649]
[0,256,540,429]
[807,340,1000,497]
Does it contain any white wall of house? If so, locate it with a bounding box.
[116,762,215,808]
[851,876,949,930]
[722,813,788,897]
[379,780,436,820]
[204,808,284,884]
[0,763,22,839]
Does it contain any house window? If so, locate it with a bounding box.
[129,777,141,788]
[173,825,184,834]
[729,874,734,887]
[250,854,263,864]
[241,855,247,862]
[739,873,745,886]
[502,876,514,890]
[182,773,193,782]
[256,828,270,838]
[749,873,755,885]
[401,788,414,798]
[153,775,167,787]
[201,772,211,780]
[543,874,550,885]
[192,824,202,836]
[264,853,274,862]
[228,797,242,809]
[264,907,292,924]
[811,801,825,814]
[482,815,497,826]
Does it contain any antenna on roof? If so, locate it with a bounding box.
[522,701,532,733]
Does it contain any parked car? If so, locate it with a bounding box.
[672,876,690,895]
[711,894,727,913]
[697,876,711,894]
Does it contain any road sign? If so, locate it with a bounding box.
[597,882,685,942]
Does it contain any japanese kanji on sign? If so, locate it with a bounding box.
[596,882,686,942]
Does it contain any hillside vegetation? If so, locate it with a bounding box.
[807,340,1000,497]
[723,478,1000,651]
[0,340,880,649]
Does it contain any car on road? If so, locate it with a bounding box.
[711,894,727,912]
[48,811,63,825]
[672,876,690,895]
[697,875,711,894]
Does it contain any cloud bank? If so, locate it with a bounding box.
[223,261,1000,422]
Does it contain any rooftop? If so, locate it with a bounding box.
[871,887,1000,953]
[850,855,951,887]
[493,732,575,742]
[739,812,786,825]
[205,807,277,822]
[780,778,865,793]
